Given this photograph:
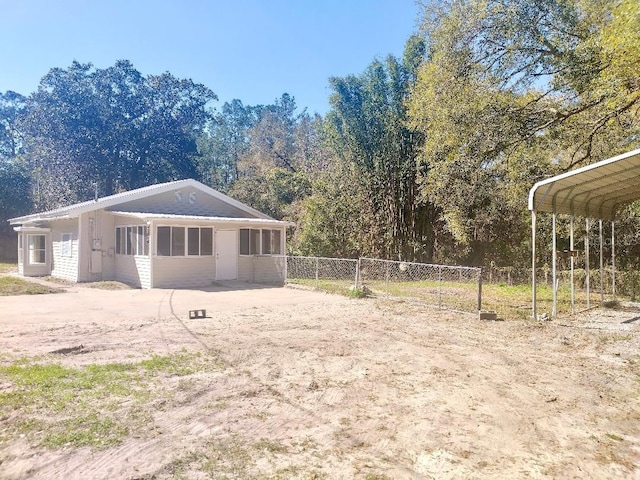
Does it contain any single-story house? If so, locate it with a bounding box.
[8,179,292,288]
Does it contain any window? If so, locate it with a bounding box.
[261,229,282,255]
[200,228,213,256]
[240,228,282,255]
[28,234,46,265]
[240,229,250,255]
[156,226,213,257]
[172,227,185,256]
[250,229,260,254]
[61,233,72,257]
[157,227,171,256]
[188,228,200,256]
[115,226,149,256]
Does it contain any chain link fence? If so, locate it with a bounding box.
[286,256,482,313]
[357,258,482,313]
[286,256,358,296]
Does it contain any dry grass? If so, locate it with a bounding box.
[0,277,61,296]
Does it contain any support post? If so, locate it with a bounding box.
[570,216,575,315]
[585,218,590,309]
[552,212,557,317]
[477,269,482,312]
[612,221,616,299]
[532,210,537,320]
[599,219,604,304]
[438,265,442,309]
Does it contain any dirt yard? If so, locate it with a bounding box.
[0,280,639,479]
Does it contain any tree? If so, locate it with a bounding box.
[321,36,438,261]
[407,0,640,266]
[20,60,216,209]
[0,91,27,160]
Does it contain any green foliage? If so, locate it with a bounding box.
[0,159,32,235]
[19,60,216,210]
[408,0,640,267]
[315,36,438,262]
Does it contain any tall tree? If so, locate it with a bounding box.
[20,60,216,209]
[408,0,640,265]
[0,91,31,243]
[321,36,438,261]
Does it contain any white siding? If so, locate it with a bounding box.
[97,210,116,281]
[152,256,215,288]
[237,255,286,285]
[238,256,253,282]
[112,214,151,287]
[114,255,151,288]
[50,219,79,282]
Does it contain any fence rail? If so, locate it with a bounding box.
[285,256,482,314]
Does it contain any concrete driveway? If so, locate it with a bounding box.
[0,280,345,325]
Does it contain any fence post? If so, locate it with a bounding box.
[315,257,319,289]
[438,265,442,309]
[355,258,361,288]
[477,268,482,312]
[385,262,390,295]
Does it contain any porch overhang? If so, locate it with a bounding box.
[109,211,295,227]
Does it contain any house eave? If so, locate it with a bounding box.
[109,211,295,227]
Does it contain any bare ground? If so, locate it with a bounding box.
[0,281,639,479]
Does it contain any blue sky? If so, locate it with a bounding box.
[0,0,421,115]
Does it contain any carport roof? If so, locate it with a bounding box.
[528,148,640,220]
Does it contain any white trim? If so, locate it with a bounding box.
[110,211,294,226]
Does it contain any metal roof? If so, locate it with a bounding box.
[9,179,273,224]
[528,148,640,220]
[110,211,295,227]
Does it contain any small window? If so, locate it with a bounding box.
[188,227,200,256]
[172,227,185,256]
[137,226,144,255]
[201,228,213,256]
[27,234,46,265]
[157,226,171,256]
[61,233,72,257]
[143,226,150,255]
[115,227,122,254]
[250,229,260,254]
[240,229,250,255]
[18,235,23,264]
[126,227,133,255]
[271,230,282,254]
[262,230,272,254]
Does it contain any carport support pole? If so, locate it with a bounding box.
[612,221,616,299]
[532,210,537,320]
[552,212,557,317]
[600,219,604,304]
[585,218,590,309]
[570,216,575,315]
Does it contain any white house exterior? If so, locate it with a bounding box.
[9,179,291,288]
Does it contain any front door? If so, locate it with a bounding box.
[216,230,238,280]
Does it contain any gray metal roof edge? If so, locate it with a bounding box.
[528,148,640,213]
[9,179,274,224]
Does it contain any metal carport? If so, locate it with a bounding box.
[528,148,640,319]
